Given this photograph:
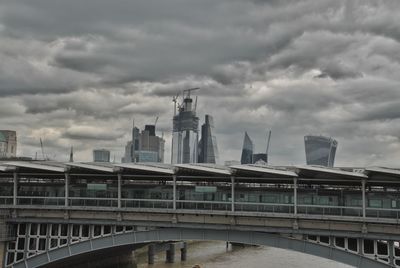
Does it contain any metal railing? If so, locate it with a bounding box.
[234,202,294,213]
[297,204,363,217]
[0,196,13,205]
[177,200,231,211]
[17,196,65,206]
[68,197,118,207]
[366,207,400,220]
[121,198,173,209]
[4,195,400,221]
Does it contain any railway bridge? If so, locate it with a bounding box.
[1,161,400,268]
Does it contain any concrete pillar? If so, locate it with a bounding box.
[388,240,395,266]
[180,242,187,261]
[0,241,5,268]
[117,173,122,209]
[357,237,364,264]
[173,175,177,210]
[231,176,235,212]
[13,172,18,206]
[65,173,69,207]
[148,244,155,264]
[293,177,298,215]
[166,243,175,263]
[131,250,137,268]
[362,179,366,218]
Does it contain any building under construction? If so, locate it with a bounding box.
[171,88,200,164]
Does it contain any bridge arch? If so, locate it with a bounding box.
[13,228,390,268]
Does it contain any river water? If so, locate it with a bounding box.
[134,241,351,268]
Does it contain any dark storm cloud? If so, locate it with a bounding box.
[1,0,400,165]
[63,126,125,141]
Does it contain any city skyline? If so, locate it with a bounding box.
[1,1,400,167]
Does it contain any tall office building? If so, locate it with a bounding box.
[304,135,338,167]
[0,130,17,158]
[240,132,254,164]
[171,90,199,164]
[93,149,110,162]
[198,115,219,164]
[122,121,165,163]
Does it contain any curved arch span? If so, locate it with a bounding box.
[13,228,390,268]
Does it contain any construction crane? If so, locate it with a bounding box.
[154,116,159,127]
[172,93,180,116]
[39,138,47,160]
[194,96,198,112]
[266,130,271,163]
[183,87,199,99]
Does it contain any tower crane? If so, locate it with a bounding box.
[172,93,180,116]
[266,130,272,163]
[183,87,199,99]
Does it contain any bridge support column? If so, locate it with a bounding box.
[0,241,5,268]
[362,179,366,218]
[180,241,187,261]
[65,173,69,207]
[117,173,122,209]
[388,240,394,266]
[13,172,18,206]
[148,244,155,264]
[293,177,297,215]
[173,175,177,210]
[166,243,175,263]
[231,176,235,212]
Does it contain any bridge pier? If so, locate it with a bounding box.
[181,241,187,261]
[148,244,155,264]
[0,241,5,268]
[166,243,175,263]
[147,242,187,264]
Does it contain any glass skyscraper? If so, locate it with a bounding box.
[198,115,219,164]
[93,149,110,162]
[240,132,254,164]
[304,135,338,167]
[171,94,199,164]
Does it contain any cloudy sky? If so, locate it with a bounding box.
[1,0,400,166]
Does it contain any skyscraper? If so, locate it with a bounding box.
[0,130,17,158]
[304,135,338,167]
[93,149,110,162]
[198,115,219,164]
[240,132,253,164]
[122,121,165,163]
[171,89,199,164]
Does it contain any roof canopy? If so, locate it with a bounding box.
[1,161,400,184]
[295,165,367,181]
[231,164,297,179]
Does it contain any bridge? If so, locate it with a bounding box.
[1,161,400,268]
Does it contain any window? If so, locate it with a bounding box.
[302,196,312,204]
[318,196,329,205]
[262,195,277,203]
[369,199,382,208]
[350,199,362,207]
